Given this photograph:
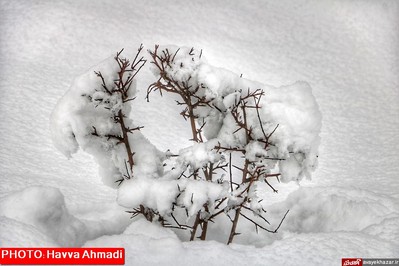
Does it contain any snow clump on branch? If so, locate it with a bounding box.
[50,44,321,243]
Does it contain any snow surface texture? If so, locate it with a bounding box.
[0,0,398,265]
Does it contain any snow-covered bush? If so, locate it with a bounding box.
[145,45,321,243]
[51,44,321,244]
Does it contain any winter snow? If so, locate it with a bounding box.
[0,1,398,265]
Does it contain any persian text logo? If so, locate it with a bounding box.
[342,258,363,266]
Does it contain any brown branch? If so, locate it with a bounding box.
[94,71,112,95]
[118,110,134,171]
[264,178,278,193]
[190,213,201,241]
[170,213,192,230]
[227,159,250,244]
[229,153,233,192]
[240,209,289,234]
[241,205,270,225]
[215,144,246,153]
[255,93,268,147]
[227,207,242,244]
[91,46,149,222]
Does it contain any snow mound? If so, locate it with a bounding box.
[0,216,58,247]
[362,216,399,243]
[267,186,399,233]
[0,186,87,246]
[265,231,398,265]
[123,217,179,239]
[0,186,136,247]
[73,202,133,241]
[84,218,397,266]
[85,218,184,264]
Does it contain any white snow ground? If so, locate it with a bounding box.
[0,0,398,265]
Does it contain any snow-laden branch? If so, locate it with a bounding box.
[51,44,321,244]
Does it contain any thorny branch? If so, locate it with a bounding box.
[91,45,156,221]
[217,89,286,244]
[119,45,288,242]
[147,45,212,143]
[147,46,217,240]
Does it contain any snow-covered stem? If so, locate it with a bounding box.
[227,159,249,245]
[112,46,146,171]
[117,110,135,172]
[220,90,287,244]
[147,45,211,143]
[147,45,215,240]
[94,46,154,221]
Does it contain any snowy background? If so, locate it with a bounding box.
[0,0,398,265]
